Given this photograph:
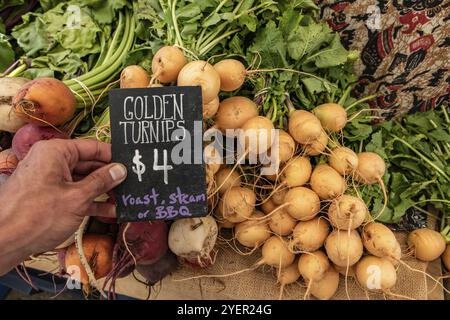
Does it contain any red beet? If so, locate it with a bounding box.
[12,123,68,160]
[136,251,178,286]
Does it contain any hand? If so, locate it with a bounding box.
[0,139,127,275]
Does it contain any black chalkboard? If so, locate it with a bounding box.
[108,86,207,222]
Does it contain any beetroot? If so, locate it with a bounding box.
[12,123,68,160]
[136,251,178,286]
[104,221,168,299]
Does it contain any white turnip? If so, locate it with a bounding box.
[328,195,368,230]
[325,230,363,267]
[284,187,321,221]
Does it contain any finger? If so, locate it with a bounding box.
[74,161,107,175]
[69,139,112,163]
[86,202,116,218]
[74,163,127,201]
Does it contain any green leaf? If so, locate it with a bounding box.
[177,3,202,19]
[309,33,349,68]
[249,20,287,68]
[238,14,258,32]
[287,23,328,61]
[301,77,326,95]
[22,68,55,79]
[279,10,303,37]
[202,13,221,28]
[0,33,15,73]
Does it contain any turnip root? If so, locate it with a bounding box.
[298,250,330,281]
[240,116,274,155]
[329,147,358,175]
[120,65,150,88]
[270,187,287,205]
[13,78,76,126]
[203,96,219,119]
[214,204,235,229]
[310,164,347,200]
[12,123,69,160]
[443,245,450,271]
[177,60,221,103]
[169,216,217,267]
[65,234,114,285]
[313,103,347,132]
[235,211,271,248]
[291,217,330,252]
[215,167,241,195]
[303,131,328,156]
[152,46,187,83]
[272,130,296,164]
[0,77,29,132]
[328,195,368,230]
[260,236,295,268]
[325,230,363,267]
[310,267,340,300]
[284,187,321,221]
[334,263,355,277]
[407,228,446,262]
[0,148,18,175]
[214,59,246,92]
[204,143,222,176]
[362,223,401,263]
[288,110,323,144]
[260,198,276,214]
[136,251,178,286]
[215,96,258,131]
[221,187,256,223]
[355,152,386,184]
[356,256,397,291]
[277,259,301,299]
[280,156,312,188]
[269,208,297,236]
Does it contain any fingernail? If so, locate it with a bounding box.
[109,164,127,181]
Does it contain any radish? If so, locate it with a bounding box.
[177,60,221,103]
[221,187,256,223]
[328,195,368,230]
[65,234,114,285]
[0,149,18,175]
[268,208,297,236]
[443,245,450,271]
[310,164,347,200]
[407,228,446,262]
[303,130,328,156]
[136,251,178,286]
[355,256,397,291]
[280,156,312,188]
[215,96,258,131]
[260,236,295,268]
[240,116,274,155]
[203,96,219,119]
[215,167,241,195]
[291,217,330,252]
[329,147,358,175]
[12,123,69,160]
[169,216,218,267]
[0,77,29,132]
[213,59,246,92]
[325,230,363,267]
[235,211,271,248]
[362,223,401,263]
[288,110,323,144]
[120,65,149,88]
[152,46,187,83]
[298,250,330,281]
[313,103,347,132]
[310,267,340,300]
[13,78,76,126]
[284,187,321,221]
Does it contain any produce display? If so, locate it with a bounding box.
[0,0,449,300]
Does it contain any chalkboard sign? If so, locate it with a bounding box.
[108,86,207,222]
